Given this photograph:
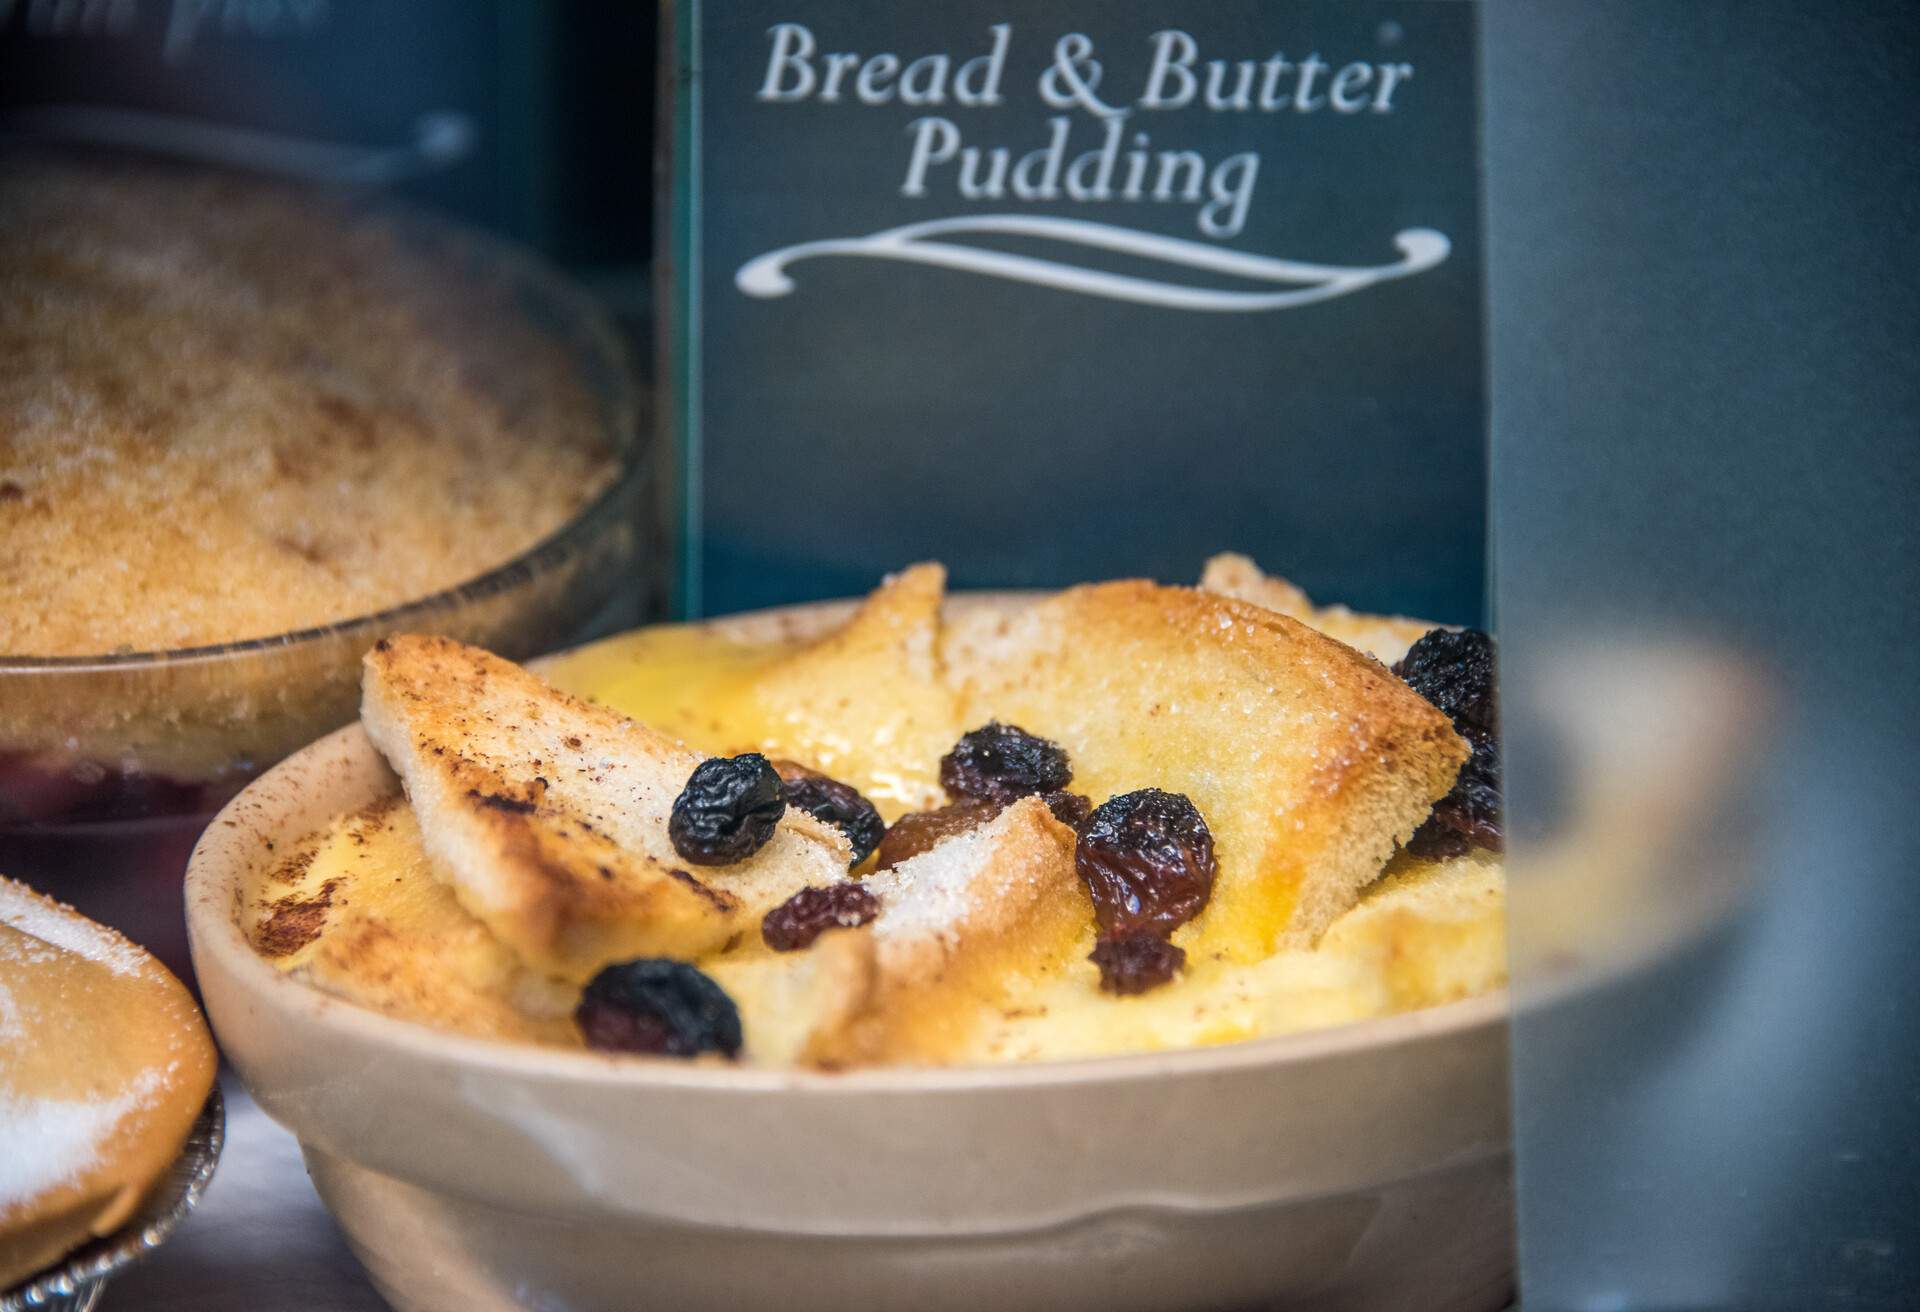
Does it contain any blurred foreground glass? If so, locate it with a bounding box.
[1485,2,1918,1307]
[0,190,656,984]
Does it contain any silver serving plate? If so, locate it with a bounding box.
[1,1087,225,1312]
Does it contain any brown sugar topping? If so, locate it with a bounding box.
[0,153,619,657]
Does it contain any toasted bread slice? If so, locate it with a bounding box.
[361,635,849,983]
[710,798,1087,1067]
[247,798,577,1045]
[702,930,877,1066]
[959,582,1467,956]
[1199,552,1438,666]
[817,797,1087,1066]
[735,563,964,818]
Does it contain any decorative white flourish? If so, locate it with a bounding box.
[736,216,1449,312]
[0,106,476,185]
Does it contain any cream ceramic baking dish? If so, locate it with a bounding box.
[184,599,1514,1312]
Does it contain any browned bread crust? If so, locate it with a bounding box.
[362,635,848,983]
[738,562,965,816]
[958,581,1467,954]
[1198,552,1439,666]
[815,797,1085,1065]
[275,566,1485,1067]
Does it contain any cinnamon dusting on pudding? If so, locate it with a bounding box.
[256,879,343,959]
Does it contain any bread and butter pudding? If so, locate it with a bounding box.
[242,556,1506,1067]
[0,152,642,974]
[0,878,218,1288]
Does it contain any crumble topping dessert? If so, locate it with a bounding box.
[0,153,619,659]
[0,878,218,1287]
[243,557,1507,1067]
[0,149,636,929]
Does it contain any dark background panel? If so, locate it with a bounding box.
[694,1,1485,620]
[0,1,655,264]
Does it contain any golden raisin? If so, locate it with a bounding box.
[873,798,1001,869]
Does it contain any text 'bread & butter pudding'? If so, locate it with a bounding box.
[241,555,1506,1067]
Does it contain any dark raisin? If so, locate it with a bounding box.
[762,882,881,951]
[1075,789,1217,940]
[1041,790,1093,829]
[1395,630,1504,855]
[1393,628,1498,738]
[1405,818,1472,860]
[940,721,1073,804]
[1090,935,1187,995]
[669,753,785,866]
[1408,727,1505,856]
[770,761,885,868]
[873,798,1001,870]
[574,958,742,1058]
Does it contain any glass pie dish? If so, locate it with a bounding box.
[0,162,655,982]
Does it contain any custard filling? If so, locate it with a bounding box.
[242,560,1506,1068]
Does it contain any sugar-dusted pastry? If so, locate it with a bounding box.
[0,879,217,1287]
